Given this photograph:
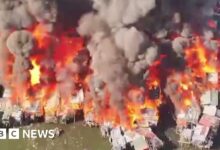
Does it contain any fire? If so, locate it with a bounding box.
[166,36,220,114]
[14,31,219,131]
[183,98,192,107]
[203,65,217,73]
[54,35,84,65]
[126,98,160,128]
[185,38,217,75]
[22,100,31,109]
[71,103,82,110]
[180,82,188,90]
[149,80,160,89]
[126,102,142,127]
[124,81,161,128]
[32,24,51,49]
[30,59,41,86]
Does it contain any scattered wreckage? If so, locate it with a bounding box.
[1,75,220,150]
[177,73,220,149]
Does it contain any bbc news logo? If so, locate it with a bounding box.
[0,128,56,139]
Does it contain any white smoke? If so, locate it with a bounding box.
[6,30,35,56]
[78,0,220,116]
[0,0,57,31]
[92,0,156,28]
[0,31,10,85]
[6,30,35,101]
[55,50,90,103]
[172,36,190,57]
[78,0,157,111]
[26,0,57,24]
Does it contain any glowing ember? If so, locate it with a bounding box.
[30,59,41,86]
[183,98,192,107]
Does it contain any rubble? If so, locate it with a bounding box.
[203,105,217,116]
[139,108,158,127]
[177,88,220,149]
[71,89,84,104]
[216,109,220,118]
[84,111,98,127]
[10,109,23,126]
[179,128,193,143]
[100,122,112,137]
[98,121,163,150]
[45,115,58,124]
[109,126,127,150]
[0,84,4,97]
[0,86,165,150]
[207,73,218,84]
[201,90,219,106]
[185,107,200,124]
[59,111,76,124]
[199,114,220,129]
[132,135,149,150]
[2,110,10,126]
[2,87,12,99]
[191,125,211,147]
[53,127,64,138]
[0,79,220,150]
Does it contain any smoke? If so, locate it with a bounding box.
[7,30,35,56]
[6,30,35,101]
[55,49,90,103]
[26,0,57,24]
[77,13,109,36]
[0,0,57,101]
[92,0,156,28]
[0,0,218,121]
[172,36,190,57]
[78,0,158,113]
[56,63,76,103]
[0,0,57,31]
[0,0,33,30]
[0,31,10,85]
[78,0,220,118]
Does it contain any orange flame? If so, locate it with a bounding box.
[168,37,219,114]
[185,38,217,75]
[183,98,192,107]
[32,24,51,49]
[30,59,41,86]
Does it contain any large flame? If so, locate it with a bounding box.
[30,59,41,86]
[185,38,218,75]
[167,37,219,114]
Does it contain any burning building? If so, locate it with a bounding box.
[0,0,220,150]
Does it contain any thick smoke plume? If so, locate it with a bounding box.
[78,0,219,118]
[6,30,35,97]
[78,0,158,112]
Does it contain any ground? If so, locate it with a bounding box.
[0,122,111,150]
[0,122,219,150]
